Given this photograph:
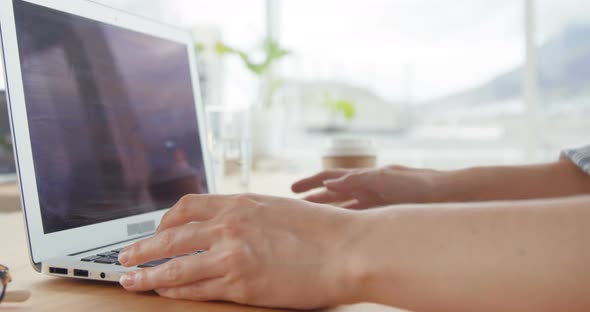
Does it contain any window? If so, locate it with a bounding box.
[273,0,590,168]
[5,0,589,169]
[535,0,590,152]
[277,1,528,167]
[96,0,265,47]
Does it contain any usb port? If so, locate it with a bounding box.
[73,269,89,277]
[49,267,68,275]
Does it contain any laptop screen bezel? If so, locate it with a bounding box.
[0,0,214,268]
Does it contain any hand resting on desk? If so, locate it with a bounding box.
[293,159,590,208]
[292,166,439,209]
[118,194,364,309]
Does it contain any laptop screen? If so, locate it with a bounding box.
[14,0,209,234]
[0,90,16,174]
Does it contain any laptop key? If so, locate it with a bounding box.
[94,257,118,264]
[97,251,118,257]
[138,258,171,268]
[81,255,101,262]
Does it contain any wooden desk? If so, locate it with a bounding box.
[0,180,405,312]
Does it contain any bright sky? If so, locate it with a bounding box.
[280,1,523,100]
[279,0,590,100]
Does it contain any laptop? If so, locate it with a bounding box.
[0,90,17,183]
[0,0,214,281]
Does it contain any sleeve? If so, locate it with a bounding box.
[561,145,590,176]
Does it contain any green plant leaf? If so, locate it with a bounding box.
[213,39,290,76]
[214,42,235,55]
[322,92,357,121]
[335,99,357,121]
[208,39,290,108]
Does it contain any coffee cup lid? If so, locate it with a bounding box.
[324,138,376,157]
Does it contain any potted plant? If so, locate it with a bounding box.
[212,39,289,160]
[321,91,357,132]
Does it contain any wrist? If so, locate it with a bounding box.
[421,170,449,203]
[331,210,399,305]
[429,169,469,203]
[324,210,374,305]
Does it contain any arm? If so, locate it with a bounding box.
[431,158,590,202]
[118,194,590,311]
[293,158,590,208]
[352,195,590,312]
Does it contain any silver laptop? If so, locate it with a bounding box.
[0,0,214,282]
[0,90,17,183]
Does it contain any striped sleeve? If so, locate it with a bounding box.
[561,145,590,176]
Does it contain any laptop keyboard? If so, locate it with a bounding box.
[81,248,125,266]
[81,247,206,267]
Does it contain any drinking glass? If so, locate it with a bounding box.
[205,106,252,193]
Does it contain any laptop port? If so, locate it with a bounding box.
[74,269,89,277]
[49,267,68,275]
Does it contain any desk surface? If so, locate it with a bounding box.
[0,180,405,312]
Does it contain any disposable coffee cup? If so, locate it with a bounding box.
[322,138,377,169]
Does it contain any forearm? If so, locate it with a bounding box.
[431,159,590,202]
[347,196,590,312]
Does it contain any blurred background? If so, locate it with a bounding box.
[2,0,589,173]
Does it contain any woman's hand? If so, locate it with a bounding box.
[291,166,441,209]
[117,194,366,309]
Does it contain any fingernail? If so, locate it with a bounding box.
[323,179,337,186]
[118,250,130,265]
[120,271,137,288]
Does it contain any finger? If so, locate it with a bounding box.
[120,222,215,267]
[324,169,377,193]
[341,200,373,210]
[303,190,353,204]
[120,252,225,292]
[155,277,227,302]
[291,170,351,193]
[157,194,225,233]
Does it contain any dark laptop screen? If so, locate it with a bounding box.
[13,0,208,234]
[0,90,16,174]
